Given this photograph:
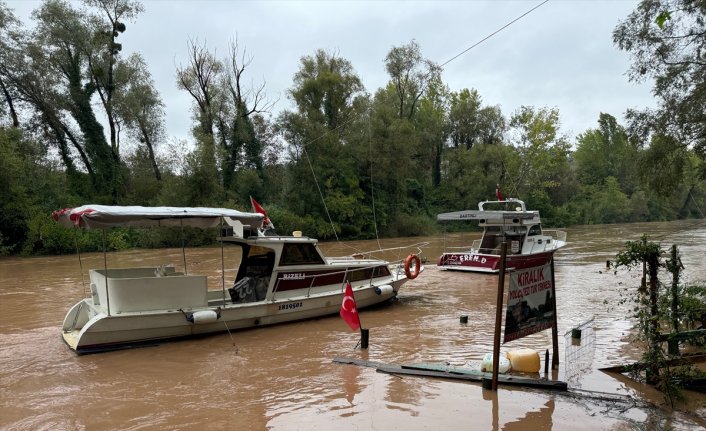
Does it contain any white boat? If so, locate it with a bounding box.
[55,205,424,354]
[437,198,566,273]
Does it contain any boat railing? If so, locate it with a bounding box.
[270,242,427,301]
[331,241,429,263]
[545,229,567,244]
[441,239,483,254]
[526,230,567,254]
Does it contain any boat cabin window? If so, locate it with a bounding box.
[528,224,542,236]
[280,243,325,266]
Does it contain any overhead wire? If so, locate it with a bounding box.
[440,0,550,68]
[294,0,551,242]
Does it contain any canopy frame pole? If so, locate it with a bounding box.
[220,218,227,306]
[75,236,87,299]
[102,230,110,316]
[181,219,187,275]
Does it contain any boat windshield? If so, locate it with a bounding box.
[280,243,325,266]
[528,224,542,236]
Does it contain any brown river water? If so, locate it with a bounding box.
[1,220,706,430]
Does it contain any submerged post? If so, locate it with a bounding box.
[491,241,507,391]
[360,328,369,349]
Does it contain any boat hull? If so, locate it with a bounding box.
[437,250,557,273]
[62,280,404,354]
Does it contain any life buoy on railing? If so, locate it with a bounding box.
[404,254,421,280]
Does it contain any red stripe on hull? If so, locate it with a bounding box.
[438,251,556,273]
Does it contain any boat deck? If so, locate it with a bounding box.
[62,330,80,350]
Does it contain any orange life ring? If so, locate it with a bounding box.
[404,254,421,280]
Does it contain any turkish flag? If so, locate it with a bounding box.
[250,196,274,229]
[495,185,504,201]
[340,281,361,331]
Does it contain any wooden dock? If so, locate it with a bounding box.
[333,357,568,391]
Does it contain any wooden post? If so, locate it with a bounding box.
[360,328,369,349]
[491,241,507,391]
[545,349,549,375]
[550,257,559,369]
[669,244,681,355]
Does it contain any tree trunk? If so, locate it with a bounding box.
[139,120,161,181]
[0,76,19,128]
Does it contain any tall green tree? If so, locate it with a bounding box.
[508,106,572,214]
[113,53,165,182]
[278,49,369,237]
[614,0,706,211]
[415,76,448,188]
[574,113,639,193]
[447,88,506,150]
[0,2,20,128]
[384,40,440,120]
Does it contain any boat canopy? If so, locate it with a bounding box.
[52,205,264,230]
[436,210,538,222]
[437,198,539,224]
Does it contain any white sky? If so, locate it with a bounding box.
[7,0,655,146]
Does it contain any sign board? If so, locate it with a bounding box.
[504,263,555,343]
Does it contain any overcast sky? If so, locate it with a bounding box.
[7,0,655,146]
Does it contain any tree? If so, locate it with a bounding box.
[508,106,571,206]
[83,0,144,154]
[176,38,222,141]
[614,1,706,176]
[177,38,274,198]
[278,49,368,238]
[0,2,20,128]
[384,40,440,120]
[219,38,274,192]
[447,88,505,150]
[113,53,165,182]
[574,113,639,193]
[416,76,449,188]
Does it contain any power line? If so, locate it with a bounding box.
[440,0,550,68]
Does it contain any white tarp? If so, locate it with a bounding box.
[53,205,264,230]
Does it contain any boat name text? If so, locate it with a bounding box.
[280,273,306,280]
[458,254,487,264]
[278,302,304,311]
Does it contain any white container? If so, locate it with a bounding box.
[481,353,511,373]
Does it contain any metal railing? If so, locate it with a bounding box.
[270,242,427,301]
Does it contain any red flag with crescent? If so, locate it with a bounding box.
[495,185,504,201]
[340,281,361,331]
[250,196,274,229]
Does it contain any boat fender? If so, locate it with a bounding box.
[188,310,220,324]
[375,284,394,296]
[404,254,421,280]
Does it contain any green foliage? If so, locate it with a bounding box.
[612,239,706,404]
[680,283,706,332]
[2,5,706,255]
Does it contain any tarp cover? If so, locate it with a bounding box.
[53,205,264,230]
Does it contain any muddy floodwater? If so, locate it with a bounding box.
[1,220,706,430]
